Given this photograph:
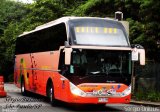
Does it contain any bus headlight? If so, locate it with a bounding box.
[70,82,86,97]
[121,85,131,97]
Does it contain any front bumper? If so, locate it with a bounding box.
[67,94,131,104]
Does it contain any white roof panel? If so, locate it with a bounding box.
[19,16,115,37]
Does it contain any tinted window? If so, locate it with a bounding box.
[15,23,67,54]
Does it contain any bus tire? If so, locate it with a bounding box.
[21,77,27,96]
[47,82,56,105]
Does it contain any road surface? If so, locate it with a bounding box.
[0,84,159,112]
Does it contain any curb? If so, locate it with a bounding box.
[5,90,21,92]
[130,100,160,107]
[4,83,21,93]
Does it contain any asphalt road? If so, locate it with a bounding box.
[0,84,159,112]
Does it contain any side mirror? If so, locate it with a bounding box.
[65,48,72,65]
[131,48,145,65]
[131,50,139,61]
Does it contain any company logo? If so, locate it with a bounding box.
[92,87,116,96]
[91,85,121,96]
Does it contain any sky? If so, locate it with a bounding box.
[13,0,34,4]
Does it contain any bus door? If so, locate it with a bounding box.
[29,53,38,92]
[58,50,69,100]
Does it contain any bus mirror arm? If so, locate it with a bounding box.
[65,48,72,65]
[131,48,145,65]
[64,41,70,48]
[131,44,145,65]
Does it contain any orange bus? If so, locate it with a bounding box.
[14,16,145,105]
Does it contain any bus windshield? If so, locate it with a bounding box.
[65,49,131,85]
[69,19,129,46]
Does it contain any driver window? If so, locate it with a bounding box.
[72,50,87,76]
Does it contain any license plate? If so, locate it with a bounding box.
[98,98,108,102]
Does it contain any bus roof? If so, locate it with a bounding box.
[18,16,116,37]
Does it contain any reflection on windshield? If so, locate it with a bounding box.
[61,49,132,85]
[71,49,131,77]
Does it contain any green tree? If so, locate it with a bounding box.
[22,0,66,30]
[70,0,160,61]
[0,0,29,81]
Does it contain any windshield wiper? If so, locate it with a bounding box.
[88,71,108,76]
[90,71,100,74]
[79,71,104,79]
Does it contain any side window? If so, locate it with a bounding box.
[15,35,30,54]
[15,23,67,54]
[34,23,67,52]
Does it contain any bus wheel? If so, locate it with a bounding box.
[21,78,27,96]
[47,82,56,105]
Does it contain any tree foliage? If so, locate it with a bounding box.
[70,0,160,61]
[0,0,29,80]
[0,0,160,81]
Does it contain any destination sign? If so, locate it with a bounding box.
[75,27,117,34]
